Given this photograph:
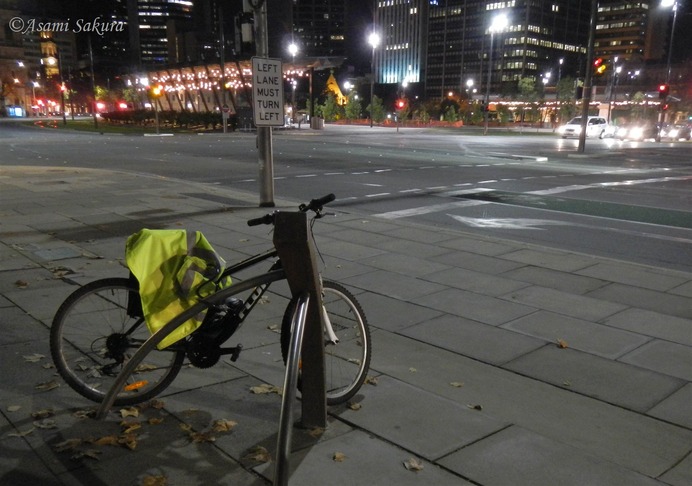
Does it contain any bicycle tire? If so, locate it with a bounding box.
[50,278,185,406]
[280,281,371,405]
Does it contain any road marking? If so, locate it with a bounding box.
[366,193,391,198]
[374,175,692,220]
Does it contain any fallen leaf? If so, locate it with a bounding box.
[72,449,101,461]
[409,367,417,373]
[333,452,347,462]
[35,380,60,391]
[42,363,55,369]
[120,407,139,418]
[72,409,95,419]
[556,339,569,349]
[141,475,168,486]
[267,324,280,333]
[23,353,45,362]
[92,435,120,446]
[33,419,57,429]
[148,417,165,425]
[8,427,35,438]
[54,438,83,452]
[250,383,282,395]
[365,376,378,386]
[120,421,142,434]
[189,431,216,443]
[403,457,424,472]
[347,402,362,411]
[212,419,238,433]
[244,445,271,463]
[467,404,483,411]
[15,280,29,288]
[450,382,464,388]
[563,381,572,387]
[7,405,21,412]
[308,427,325,438]
[32,409,55,419]
[118,433,139,450]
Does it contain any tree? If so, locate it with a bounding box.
[344,93,362,121]
[366,95,386,124]
[556,76,577,123]
[320,92,343,122]
[443,105,459,122]
[517,76,539,123]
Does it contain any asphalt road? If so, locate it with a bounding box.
[2,121,691,272]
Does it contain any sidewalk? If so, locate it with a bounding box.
[0,165,690,486]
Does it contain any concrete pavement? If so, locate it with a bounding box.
[0,165,690,485]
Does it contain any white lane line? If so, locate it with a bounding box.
[366,193,391,198]
[374,175,692,220]
[296,174,317,178]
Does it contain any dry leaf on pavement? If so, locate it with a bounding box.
[35,380,60,391]
[212,419,238,432]
[7,405,21,412]
[556,338,569,349]
[8,427,35,438]
[332,452,347,462]
[141,475,168,486]
[23,353,45,362]
[403,457,424,472]
[365,376,378,386]
[54,438,83,452]
[32,409,54,419]
[15,280,28,288]
[450,382,464,388]
[120,407,140,418]
[250,383,282,395]
[347,402,362,411]
[244,445,271,463]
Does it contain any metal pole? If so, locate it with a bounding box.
[219,4,227,133]
[88,36,98,129]
[370,46,375,127]
[483,31,494,135]
[253,0,274,207]
[578,0,597,153]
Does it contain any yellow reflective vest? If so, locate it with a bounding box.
[125,229,231,349]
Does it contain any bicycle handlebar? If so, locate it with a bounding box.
[247,193,335,227]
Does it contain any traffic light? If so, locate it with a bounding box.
[658,83,669,99]
[395,99,406,110]
[593,58,606,75]
[59,83,67,93]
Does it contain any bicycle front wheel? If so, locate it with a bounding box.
[281,281,371,405]
[50,278,184,406]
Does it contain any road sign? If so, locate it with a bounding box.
[222,104,230,113]
[251,57,284,127]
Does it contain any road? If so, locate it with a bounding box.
[2,121,691,272]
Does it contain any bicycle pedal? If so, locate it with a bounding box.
[230,344,243,362]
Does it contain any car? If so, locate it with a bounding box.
[660,124,691,141]
[615,123,661,141]
[558,116,609,139]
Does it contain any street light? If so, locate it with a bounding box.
[287,42,299,124]
[661,0,678,84]
[368,32,380,127]
[484,13,509,135]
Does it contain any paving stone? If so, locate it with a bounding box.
[439,425,664,486]
[342,269,448,301]
[501,248,597,272]
[577,262,689,291]
[647,383,692,429]
[335,375,507,460]
[502,310,650,358]
[658,447,692,486]
[370,331,692,478]
[359,251,450,277]
[602,308,692,346]
[354,292,443,332]
[501,265,608,294]
[619,340,692,381]
[504,346,685,412]
[416,288,536,325]
[436,235,516,256]
[431,250,525,274]
[502,285,627,321]
[587,283,692,319]
[402,314,544,365]
[420,266,530,296]
[669,280,692,298]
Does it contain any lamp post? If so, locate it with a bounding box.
[484,13,508,135]
[368,32,380,127]
[661,0,678,84]
[287,42,298,124]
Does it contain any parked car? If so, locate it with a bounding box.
[558,116,609,139]
[660,124,691,141]
[615,123,662,141]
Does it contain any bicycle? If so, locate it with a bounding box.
[50,194,371,407]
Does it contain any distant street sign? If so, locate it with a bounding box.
[222,104,230,113]
[251,57,284,127]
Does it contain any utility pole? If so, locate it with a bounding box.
[578,0,597,153]
[252,0,274,207]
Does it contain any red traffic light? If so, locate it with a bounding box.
[59,83,67,92]
[593,58,606,75]
[658,83,669,99]
[396,99,406,109]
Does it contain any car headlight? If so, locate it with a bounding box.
[669,128,679,138]
[630,127,643,139]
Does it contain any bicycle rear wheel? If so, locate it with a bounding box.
[50,278,184,406]
[280,281,371,405]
